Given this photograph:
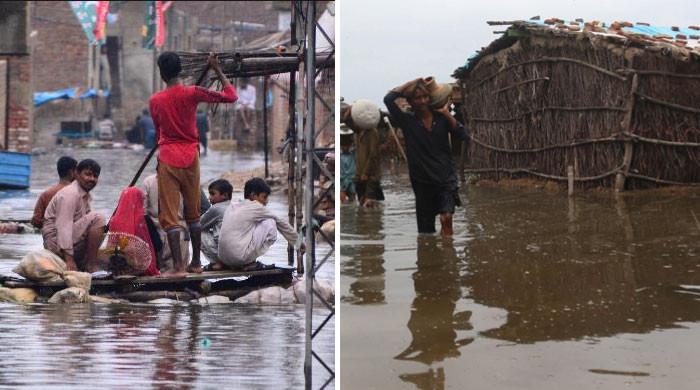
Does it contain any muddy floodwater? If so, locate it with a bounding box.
[0,148,334,388]
[341,165,700,390]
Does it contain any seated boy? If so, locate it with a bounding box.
[215,178,303,271]
[200,179,233,265]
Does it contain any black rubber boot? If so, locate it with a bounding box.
[188,223,203,273]
[166,228,184,273]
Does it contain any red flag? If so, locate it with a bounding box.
[94,1,110,42]
[155,0,165,48]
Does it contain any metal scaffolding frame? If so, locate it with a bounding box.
[295,2,335,389]
[184,2,335,387]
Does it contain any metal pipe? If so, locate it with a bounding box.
[295,59,305,275]
[304,3,316,388]
[263,76,269,178]
[286,0,298,267]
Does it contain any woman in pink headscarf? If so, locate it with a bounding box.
[108,187,159,276]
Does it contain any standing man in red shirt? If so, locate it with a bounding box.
[150,52,238,276]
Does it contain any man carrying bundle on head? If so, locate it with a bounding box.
[149,51,238,276]
[384,77,468,236]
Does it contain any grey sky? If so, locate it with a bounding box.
[340,0,698,105]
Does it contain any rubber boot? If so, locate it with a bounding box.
[166,228,184,274]
[187,224,203,273]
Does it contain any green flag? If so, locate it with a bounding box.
[142,0,156,49]
[69,1,105,45]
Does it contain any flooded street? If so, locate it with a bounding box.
[0,148,334,388]
[341,165,700,390]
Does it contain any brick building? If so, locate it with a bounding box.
[27,1,332,155]
[0,2,32,152]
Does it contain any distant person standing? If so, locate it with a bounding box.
[97,114,115,141]
[138,109,156,149]
[196,107,209,156]
[345,100,384,207]
[149,51,237,276]
[236,78,256,132]
[339,126,356,203]
[384,78,467,236]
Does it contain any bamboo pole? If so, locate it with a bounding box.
[625,132,700,147]
[493,77,550,94]
[636,92,700,115]
[471,105,625,123]
[619,69,700,79]
[464,165,622,182]
[382,116,407,162]
[567,165,574,196]
[615,73,639,192]
[475,56,626,86]
[469,134,620,153]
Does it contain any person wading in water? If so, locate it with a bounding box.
[384,77,468,236]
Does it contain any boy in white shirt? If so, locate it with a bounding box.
[216,178,304,271]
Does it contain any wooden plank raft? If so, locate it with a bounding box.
[0,266,295,300]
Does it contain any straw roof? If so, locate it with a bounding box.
[455,18,700,79]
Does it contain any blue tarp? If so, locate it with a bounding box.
[33,88,110,107]
[527,18,697,38]
[33,88,76,107]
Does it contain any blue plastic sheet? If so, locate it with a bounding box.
[33,88,76,107]
[526,18,696,38]
[33,88,110,107]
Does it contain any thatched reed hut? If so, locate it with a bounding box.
[454,18,700,190]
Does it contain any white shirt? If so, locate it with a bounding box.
[218,199,297,266]
[237,85,256,109]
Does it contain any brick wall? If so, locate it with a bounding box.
[30,1,92,148]
[31,1,89,90]
[175,1,282,51]
[2,55,32,152]
[1,1,32,152]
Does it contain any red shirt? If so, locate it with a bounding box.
[149,84,237,168]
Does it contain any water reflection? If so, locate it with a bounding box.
[341,206,386,305]
[0,149,334,388]
[395,236,472,389]
[396,236,471,364]
[152,305,199,389]
[341,165,700,389]
[464,189,700,343]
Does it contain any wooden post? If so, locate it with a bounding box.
[567,165,574,196]
[615,73,639,192]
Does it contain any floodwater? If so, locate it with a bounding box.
[341,164,700,390]
[0,148,334,389]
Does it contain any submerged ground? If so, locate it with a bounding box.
[0,148,334,388]
[341,163,700,390]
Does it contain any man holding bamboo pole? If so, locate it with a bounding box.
[149,52,237,276]
[384,77,467,236]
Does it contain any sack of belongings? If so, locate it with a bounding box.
[12,249,67,283]
[235,278,335,305]
[12,249,91,290]
[0,287,38,303]
[48,287,89,304]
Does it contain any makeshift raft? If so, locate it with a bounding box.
[0,266,294,303]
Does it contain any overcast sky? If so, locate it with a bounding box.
[339,0,698,105]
